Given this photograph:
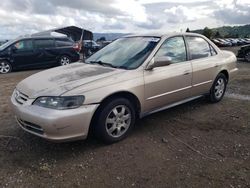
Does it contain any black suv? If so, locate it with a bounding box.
[0,36,80,73]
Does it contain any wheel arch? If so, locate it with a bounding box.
[219,69,229,82]
[88,91,141,134]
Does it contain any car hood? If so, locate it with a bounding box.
[16,63,124,98]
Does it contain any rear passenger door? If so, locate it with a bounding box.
[185,36,218,96]
[33,39,57,67]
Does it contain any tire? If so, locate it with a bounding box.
[244,51,250,62]
[59,56,71,66]
[94,98,136,144]
[0,60,12,74]
[209,73,227,103]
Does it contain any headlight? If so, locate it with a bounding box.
[33,96,85,110]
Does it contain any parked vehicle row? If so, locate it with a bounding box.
[212,38,250,47]
[11,33,238,143]
[0,36,80,74]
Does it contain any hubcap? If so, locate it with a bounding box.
[0,62,10,73]
[105,105,132,138]
[60,57,70,65]
[214,78,225,99]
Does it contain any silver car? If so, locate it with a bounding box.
[11,33,238,143]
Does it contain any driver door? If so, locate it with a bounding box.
[143,36,192,113]
[11,39,36,68]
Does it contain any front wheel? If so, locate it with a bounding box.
[0,61,12,74]
[209,73,227,103]
[60,56,71,66]
[94,98,136,144]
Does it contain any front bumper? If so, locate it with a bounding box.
[11,93,99,142]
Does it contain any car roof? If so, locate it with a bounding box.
[123,32,205,38]
[14,36,71,41]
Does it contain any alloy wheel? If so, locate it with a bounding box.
[60,56,70,65]
[105,105,132,138]
[214,78,225,99]
[0,61,11,74]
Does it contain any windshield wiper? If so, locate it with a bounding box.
[87,60,129,70]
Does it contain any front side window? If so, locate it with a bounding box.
[14,40,33,51]
[155,36,187,63]
[34,39,54,49]
[186,36,212,60]
[86,37,160,69]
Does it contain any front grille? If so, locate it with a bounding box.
[17,118,44,135]
[15,90,29,105]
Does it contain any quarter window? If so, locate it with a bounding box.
[155,36,187,63]
[186,36,212,60]
[55,38,73,47]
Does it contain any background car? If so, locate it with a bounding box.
[0,36,80,74]
[83,40,101,57]
[237,44,250,62]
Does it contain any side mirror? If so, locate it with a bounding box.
[146,56,172,70]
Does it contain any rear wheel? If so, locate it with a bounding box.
[0,61,12,74]
[94,98,136,143]
[60,56,71,66]
[209,73,227,103]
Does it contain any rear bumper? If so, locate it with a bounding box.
[71,53,80,62]
[11,94,99,142]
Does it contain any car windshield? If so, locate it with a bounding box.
[0,39,14,50]
[86,37,160,69]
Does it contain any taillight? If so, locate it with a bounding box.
[73,43,81,52]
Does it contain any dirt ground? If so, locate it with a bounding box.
[0,47,249,188]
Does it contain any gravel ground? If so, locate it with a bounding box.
[0,47,249,188]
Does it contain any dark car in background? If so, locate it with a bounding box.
[237,44,250,62]
[83,40,101,57]
[0,36,80,74]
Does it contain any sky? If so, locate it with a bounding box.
[0,0,249,39]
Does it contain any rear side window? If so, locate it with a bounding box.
[34,39,54,49]
[14,40,33,51]
[155,36,187,63]
[55,38,74,47]
[186,36,212,60]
